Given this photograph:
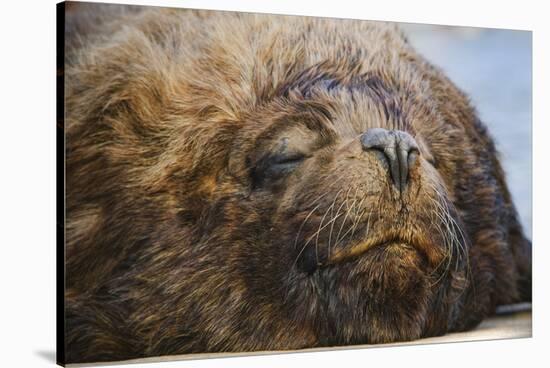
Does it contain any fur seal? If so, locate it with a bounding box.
[63,4,531,363]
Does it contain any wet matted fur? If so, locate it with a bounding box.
[63,3,532,363]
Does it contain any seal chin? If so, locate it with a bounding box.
[304,241,433,345]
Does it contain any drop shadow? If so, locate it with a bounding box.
[35,350,56,364]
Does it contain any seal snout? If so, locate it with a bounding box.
[360,128,420,193]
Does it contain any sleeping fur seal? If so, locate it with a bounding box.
[63,4,531,363]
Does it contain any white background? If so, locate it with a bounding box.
[0,0,548,367]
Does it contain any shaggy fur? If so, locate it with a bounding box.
[63,3,532,363]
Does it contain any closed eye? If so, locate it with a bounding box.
[251,153,307,188]
[270,153,306,165]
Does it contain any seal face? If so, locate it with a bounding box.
[64,5,532,363]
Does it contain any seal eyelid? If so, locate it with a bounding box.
[270,152,308,164]
[251,152,308,188]
[260,152,308,175]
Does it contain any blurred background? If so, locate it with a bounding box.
[401,24,532,238]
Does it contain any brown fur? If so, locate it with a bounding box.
[63,3,531,363]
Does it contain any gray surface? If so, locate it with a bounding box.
[402,24,533,238]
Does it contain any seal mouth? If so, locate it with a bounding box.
[322,235,439,268]
[323,238,405,266]
[295,217,448,274]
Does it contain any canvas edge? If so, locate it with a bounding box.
[56,1,67,366]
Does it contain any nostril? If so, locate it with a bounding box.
[360,128,420,193]
[408,148,419,167]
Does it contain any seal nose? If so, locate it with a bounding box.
[360,128,419,192]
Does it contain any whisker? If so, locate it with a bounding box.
[425,179,471,292]
[335,185,361,246]
[291,187,350,273]
[349,187,369,241]
[314,188,345,265]
[327,189,346,258]
[327,187,353,256]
